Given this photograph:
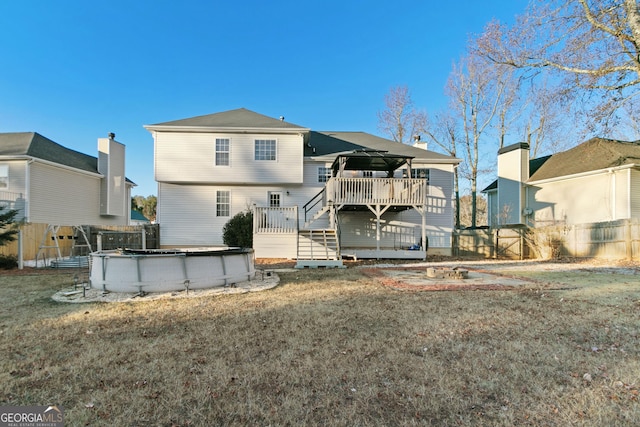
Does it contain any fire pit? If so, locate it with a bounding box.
[426,267,469,279]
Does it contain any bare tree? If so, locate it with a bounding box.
[424,112,463,228]
[475,0,640,133]
[446,54,509,228]
[377,86,427,144]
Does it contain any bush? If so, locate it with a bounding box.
[222,210,253,248]
[0,254,17,270]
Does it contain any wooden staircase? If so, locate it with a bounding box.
[295,228,344,269]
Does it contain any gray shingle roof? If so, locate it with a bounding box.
[529,137,640,181]
[309,131,459,162]
[147,108,307,130]
[0,132,99,173]
[0,132,135,185]
[482,137,640,192]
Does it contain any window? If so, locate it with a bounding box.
[268,192,282,207]
[255,139,276,161]
[215,138,230,166]
[318,166,332,183]
[362,171,373,178]
[411,168,430,181]
[216,190,230,217]
[0,165,8,189]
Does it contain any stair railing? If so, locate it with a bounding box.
[303,187,326,222]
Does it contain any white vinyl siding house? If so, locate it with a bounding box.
[484,139,640,227]
[147,109,460,258]
[0,132,134,227]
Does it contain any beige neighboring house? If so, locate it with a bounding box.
[145,108,460,264]
[483,138,640,227]
[0,132,134,226]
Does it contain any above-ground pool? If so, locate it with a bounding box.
[90,247,255,293]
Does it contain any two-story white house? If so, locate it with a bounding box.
[145,108,460,264]
[0,132,133,226]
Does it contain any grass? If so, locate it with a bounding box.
[0,263,639,426]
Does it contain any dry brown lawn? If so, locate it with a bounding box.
[0,260,639,426]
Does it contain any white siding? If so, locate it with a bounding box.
[29,163,129,226]
[0,160,28,220]
[528,170,629,225]
[158,182,318,246]
[154,132,304,184]
[98,138,126,216]
[632,169,640,218]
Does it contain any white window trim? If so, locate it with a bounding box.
[214,138,231,167]
[0,165,8,190]
[254,139,277,161]
[268,191,283,207]
[216,190,231,217]
[318,166,331,183]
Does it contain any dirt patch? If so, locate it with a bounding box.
[361,266,534,291]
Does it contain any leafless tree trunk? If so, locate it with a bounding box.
[377,86,427,144]
[446,55,507,228]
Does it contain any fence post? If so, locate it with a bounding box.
[97,234,103,252]
[141,228,147,250]
[17,229,23,270]
[626,220,632,261]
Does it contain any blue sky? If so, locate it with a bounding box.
[0,1,526,197]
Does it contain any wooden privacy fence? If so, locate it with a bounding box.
[0,223,159,261]
[453,227,528,259]
[453,219,640,261]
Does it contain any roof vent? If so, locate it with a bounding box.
[279,116,285,121]
[108,132,116,139]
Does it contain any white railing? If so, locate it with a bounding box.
[326,178,427,206]
[0,191,27,219]
[253,206,298,233]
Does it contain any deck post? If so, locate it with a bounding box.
[421,205,427,261]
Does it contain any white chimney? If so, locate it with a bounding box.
[98,134,126,216]
[497,142,529,225]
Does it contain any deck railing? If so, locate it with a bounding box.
[253,206,298,233]
[0,191,27,220]
[326,178,427,206]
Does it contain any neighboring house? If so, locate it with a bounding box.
[145,108,460,262]
[130,210,151,224]
[483,138,640,227]
[0,132,134,226]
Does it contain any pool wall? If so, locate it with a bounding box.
[90,248,255,293]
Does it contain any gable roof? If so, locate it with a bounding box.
[482,137,640,192]
[0,132,99,174]
[144,108,309,132]
[529,137,640,182]
[0,132,135,185]
[309,131,459,163]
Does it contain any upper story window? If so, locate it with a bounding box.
[410,168,430,181]
[318,166,332,183]
[216,190,230,217]
[215,138,230,166]
[0,165,8,189]
[255,139,276,161]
